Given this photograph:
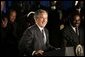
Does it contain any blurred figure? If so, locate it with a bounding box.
[66,1,84,27]
[6,9,19,56]
[47,1,64,48]
[74,1,84,27]
[64,1,84,27]
[1,1,5,12]
[1,14,8,56]
[10,1,32,39]
[1,1,6,23]
[62,12,84,56]
[74,1,84,13]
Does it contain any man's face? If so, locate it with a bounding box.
[10,11,16,23]
[36,12,48,28]
[72,15,81,27]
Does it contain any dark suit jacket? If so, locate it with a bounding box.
[18,24,53,56]
[62,25,84,47]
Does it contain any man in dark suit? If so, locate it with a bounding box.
[62,12,84,56]
[18,9,61,56]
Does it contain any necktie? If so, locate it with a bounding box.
[75,27,80,44]
[42,29,46,44]
[75,27,79,36]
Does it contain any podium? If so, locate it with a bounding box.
[65,47,75,56]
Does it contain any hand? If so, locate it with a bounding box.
[1,17,8,28]
[34,49,44,56]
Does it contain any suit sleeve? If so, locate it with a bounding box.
[18,29,34,56]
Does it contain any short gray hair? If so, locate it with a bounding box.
[34,9,48,20]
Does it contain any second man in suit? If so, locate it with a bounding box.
[62,12,84,56]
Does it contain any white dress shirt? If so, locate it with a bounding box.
[71,25,79,35]
[71,25,76,33]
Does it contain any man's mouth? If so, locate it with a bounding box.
[76,24,79,27]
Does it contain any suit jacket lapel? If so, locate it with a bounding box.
[34,24,48,42]
[68,26,79,45]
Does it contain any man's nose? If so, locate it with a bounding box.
[43,19,46,22]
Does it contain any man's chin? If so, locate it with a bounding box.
[41,25,45,28]
[76,24,80,27]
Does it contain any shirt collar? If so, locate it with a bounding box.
[70,24,76,33]
[36,23,44,32]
